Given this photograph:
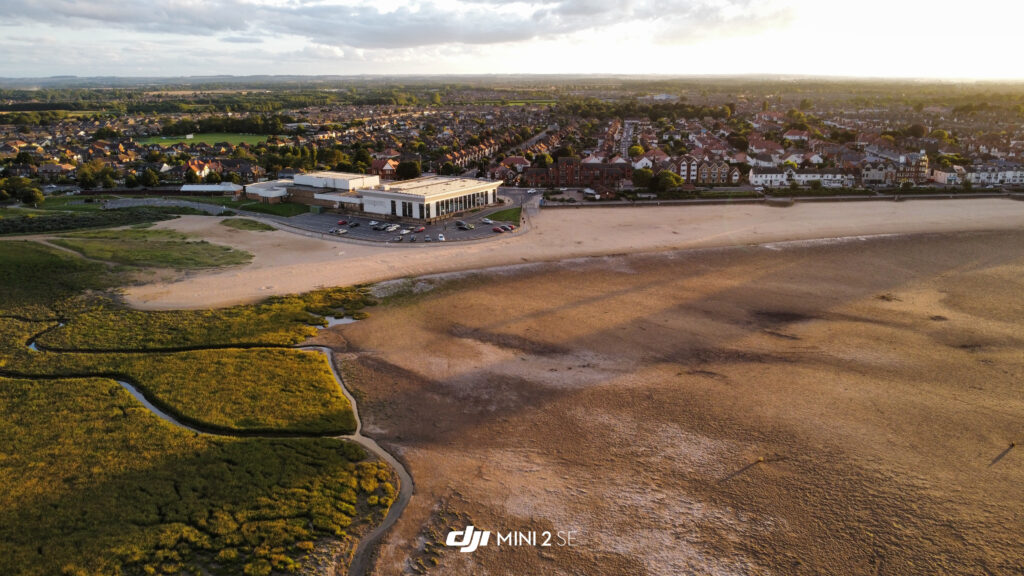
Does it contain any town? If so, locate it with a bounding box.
[4,78,1024,218]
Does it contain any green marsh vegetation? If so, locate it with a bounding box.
[0,241,388,575]
[0,377,394,576]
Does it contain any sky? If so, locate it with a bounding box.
[1,0,1022,80]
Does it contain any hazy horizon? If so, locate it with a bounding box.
[2,0,1022,81]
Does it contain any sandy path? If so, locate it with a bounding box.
[124,199,1024,309]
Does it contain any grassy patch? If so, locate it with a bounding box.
[0,376,393,576]
[164,196,310,218]
[487,206,522,223]
[239,202,310,217]
[51,228,252,268]
[136,132,271,147]
[220,218,275,232]
[37,195,116,212]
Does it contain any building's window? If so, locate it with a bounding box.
[391,200,397,216]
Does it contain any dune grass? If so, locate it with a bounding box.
[51,228,252,268]
[0,376,393,576]
[220,218,275,232]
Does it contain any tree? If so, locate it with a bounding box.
[440,162,457,176]
[799,98,813,111]
[632,168,654,188]
[185,170,201,184]
[395,161,421,180]
[653,170,683,192]
[534,154,553,168]
[205,172,222,184]
[906,124,927,138]
[431,92,442,106]
[20,187,44,206]
[142,168,160,187]
[808,179,822,191]
[628,145,644,158]
[124,174,139,188]
[726,134,749,151]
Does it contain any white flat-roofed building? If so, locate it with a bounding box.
[359,176,501,220]
[294,171,380,191]
[284,171,502,221]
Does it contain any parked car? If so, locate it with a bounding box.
[400,228,411,235]
[506,224,516,230]
[425,236,433,243]
[386,224,400,232]
[337,220,347,225]
[409,235,417,242]
[329,228,348,235]
[414,226,426,233]
[481,218,494,224]
[500,225,512,232]
[393,235,403,242]
[437,234,446,242]
[492,227,504,233]
[368,220,379,226]
[348,222,360,227]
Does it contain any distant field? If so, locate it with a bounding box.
[136,132,270,147]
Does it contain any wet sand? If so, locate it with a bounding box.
[332,229,1024,576]
[124,199,1024,309]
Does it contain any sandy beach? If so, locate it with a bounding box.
[124,198,1024,309]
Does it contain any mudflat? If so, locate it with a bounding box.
[334,229,1024,575]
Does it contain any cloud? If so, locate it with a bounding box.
[0,0,788,50]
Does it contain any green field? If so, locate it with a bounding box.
[0,241,389,575]
[51,228,252,268]
[221,218,275,231]
[136,132,271,147]
[487,206,522,223]
[163,196,311,218]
